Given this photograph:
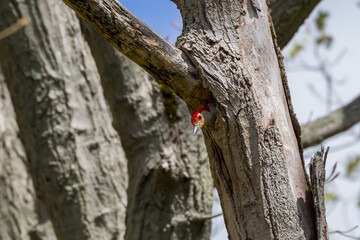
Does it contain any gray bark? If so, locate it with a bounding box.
[60,0,322,104]
[81,23,213,240]
[174,0,315,239]
[60,0,208,108]
[0,69,36,240]
[0,68,56,240]
[309,148,329,240]
[0,1,128,240]
[61,0,320,239]
[0,0,338,239]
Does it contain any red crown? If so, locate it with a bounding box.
[191,106,210,123]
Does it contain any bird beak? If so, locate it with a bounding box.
[193,122,201,135]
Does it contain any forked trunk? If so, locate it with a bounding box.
[173,0,316,239]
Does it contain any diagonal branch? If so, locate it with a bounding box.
[61,0,314,106]
[302,95,360,148]
[62,0,356,151]
[268,0,322,48]
[61,0,205,105]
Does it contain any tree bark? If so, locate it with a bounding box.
[62,0,206,106]
[0,1,128,240]
[309,148,329,240]
[173,0,315,239]
[0,69,35,240]
[61,0,318,239]
[0,68,56,240]
[267,0,322,48]
[0,0,341,239]
[81,23,213,240]
[60,0,322,105]
[302,95,360,148]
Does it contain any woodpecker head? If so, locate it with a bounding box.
[191,105,214,135]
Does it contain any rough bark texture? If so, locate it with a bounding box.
[173,0,315,239]
[61,0,207,106]
[0,69,36,240]
[267,0,322,48]
[309,148,329,240]
[0,1,128,240]
[302,95,360,148]
[60,0,320,238]
[0,69,56,240]
[59,0,320,106]
[81,23,213,240]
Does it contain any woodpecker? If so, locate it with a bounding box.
[191,104,215,135]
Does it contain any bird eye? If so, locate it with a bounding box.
[198,115,202,120]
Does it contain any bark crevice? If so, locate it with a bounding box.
[0,1,128,239]
[80,21,213,240]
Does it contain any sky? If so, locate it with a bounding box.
[119,0,360,239]
[119,0,182,44]
[286,1,360,239]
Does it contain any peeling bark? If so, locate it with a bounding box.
[309,147,329,240]
[173,0,315,239]
[81,23,213,240]
[0,0,329,238]
[61,0,206,106]
[59,0,322,112]
[0,1,127,239]
[0,0,340,238]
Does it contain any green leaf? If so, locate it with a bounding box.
[358,199,360,208]
[325,191,336,202]
[315,11,329,31]
[290,43,304,57]
[316,34,333,48]
[346,156,360,177]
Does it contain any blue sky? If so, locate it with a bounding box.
[120,0,182,43]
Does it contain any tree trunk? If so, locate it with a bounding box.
[81,23,213,240]
[0,68,56,240]
[58,0,323,238]
[0,0,331,238]
[0,69,33,240]
[0,1,128,239]
[173,0,316,239]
